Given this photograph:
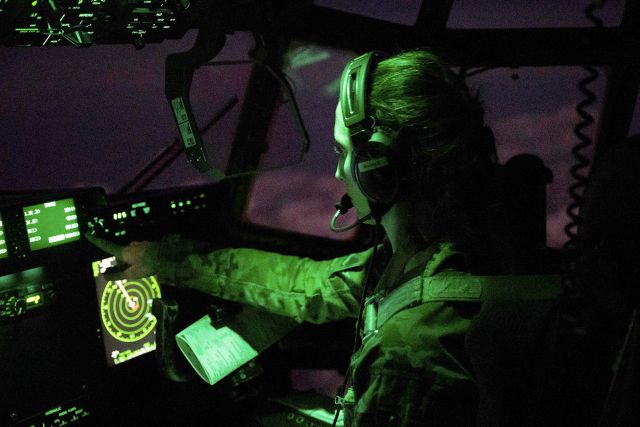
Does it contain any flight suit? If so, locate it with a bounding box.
[144,234,480,426]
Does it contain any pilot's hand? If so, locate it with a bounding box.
[85,233,156,280]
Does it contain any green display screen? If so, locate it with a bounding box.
[0,215,7,259]
[23,198,81,251]
[92,256,161,366]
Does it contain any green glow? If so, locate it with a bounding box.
[178,202,183,207]
[142,207,150,214]
[31,0,37,6]
[100,276,161,342]
[45,406,61,416]
[26,293,42,305]
[131,202,147,209]
[288,46,330,70]
[92,260,100,278]
[0,216,8,259]
[21,266,44,281]
[24,198,80,251]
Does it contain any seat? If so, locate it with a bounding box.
[466,135,640,427]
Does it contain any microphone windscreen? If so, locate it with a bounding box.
[335,194,353,214]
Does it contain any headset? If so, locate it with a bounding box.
[339,51,410,219]
[333,50,497,232]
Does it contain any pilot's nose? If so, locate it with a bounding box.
[335,161,344,182]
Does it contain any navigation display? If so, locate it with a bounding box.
[92,256,162,366]
[0,215,7,259]
[23,198,81,251]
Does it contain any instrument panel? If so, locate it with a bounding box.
[0,189,105,321]
[0,183,230,426]
[0,0,192,47]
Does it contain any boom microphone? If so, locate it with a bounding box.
[330,194,371,232]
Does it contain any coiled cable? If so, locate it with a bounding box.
[559,0,605,336]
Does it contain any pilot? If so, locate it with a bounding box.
[88,49,499,426]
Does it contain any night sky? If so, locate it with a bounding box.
[1,0,638,247]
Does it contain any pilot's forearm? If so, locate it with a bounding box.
[144,234,370,324]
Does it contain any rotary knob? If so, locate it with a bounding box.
[11,296,26,316]
[3,296,27,317]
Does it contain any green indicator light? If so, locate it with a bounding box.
[143,207,150,214]
[45,406,62,416]
[186,200,191,205]
[178,202,183,207]
[26,293,42,305]
[113,213,117,220]
[0,216,7,260]
[171,204,176,209]
[92,260,100,278]
[78,0,83,4]
[31,0,37,6]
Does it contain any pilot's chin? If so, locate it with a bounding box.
[360,214,376,225]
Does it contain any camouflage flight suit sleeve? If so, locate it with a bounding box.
[143,234,371,324]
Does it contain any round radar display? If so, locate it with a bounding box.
[100,277,161,342]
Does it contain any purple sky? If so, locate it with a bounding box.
[1,1,638,247]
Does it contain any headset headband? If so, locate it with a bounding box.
[339,51,387,139]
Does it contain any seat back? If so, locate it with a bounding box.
[467,137,640,426]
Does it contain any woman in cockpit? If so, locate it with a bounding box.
[89,48,500,426]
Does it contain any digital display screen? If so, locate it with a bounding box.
[92,256,161,367]
[23,198,81,251]
[0,215,7,259]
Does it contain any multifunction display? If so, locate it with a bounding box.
[93,256,161,366]
[23,198,81,251]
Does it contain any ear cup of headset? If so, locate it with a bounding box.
[351,143,402,204]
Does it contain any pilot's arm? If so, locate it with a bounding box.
[87,233,370,324]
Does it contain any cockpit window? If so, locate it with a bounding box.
[243,44,358,240]
[0,30,253,194]
[464,66,607,248]
[314,0,423,25]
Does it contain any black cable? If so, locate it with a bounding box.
[202,58,312,177]
[551,2,604,423]
[332,223,382,427]
[204,58,310,152]
[558,0,605,334]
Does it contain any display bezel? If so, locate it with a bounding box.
[92,255,161,367]
[0,188,106,274]
[23,197,81,252]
